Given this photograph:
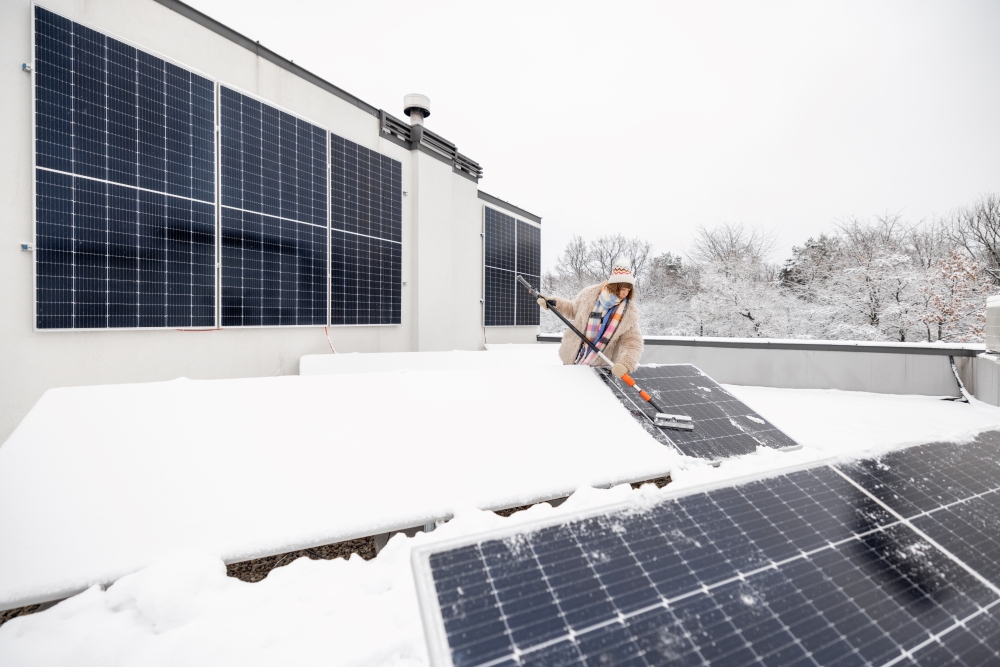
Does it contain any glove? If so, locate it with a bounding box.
[537,296,552,310]
[612,363,629,379]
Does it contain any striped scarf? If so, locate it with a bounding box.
[574,288,629,365]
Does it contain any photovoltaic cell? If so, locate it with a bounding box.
[34,6,216,329]
[599,364,800,460]
[484,207,540,326]
[330,134,402,325]
[219,87,328,326]
[416,436,1000,667]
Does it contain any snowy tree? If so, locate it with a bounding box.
[916,249,990,342]
[690,222,776,271]
[952,193,1000,284]
[541,194,1000,342]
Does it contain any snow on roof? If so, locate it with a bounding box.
[0,361,675,611]
[2,386,998,664]
[299,344,561,375]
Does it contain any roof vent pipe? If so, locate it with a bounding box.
[403,93,430,126]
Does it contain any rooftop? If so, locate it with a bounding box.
[1,345,998,664]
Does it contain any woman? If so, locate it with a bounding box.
[538,260,643,379]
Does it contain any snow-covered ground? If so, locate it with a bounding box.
[2,352,999,666]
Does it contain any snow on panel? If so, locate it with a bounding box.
[0,364,672,610]
[299,345,562,375]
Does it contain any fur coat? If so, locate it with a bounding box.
[549,283,644,372]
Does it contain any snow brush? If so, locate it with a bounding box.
[516,275,693,431]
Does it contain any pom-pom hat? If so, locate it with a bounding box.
[608,258,635,286]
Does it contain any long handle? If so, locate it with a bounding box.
[516,275,668,414]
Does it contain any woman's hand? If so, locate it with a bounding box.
[612,363,629,379]
[537,296,552,310]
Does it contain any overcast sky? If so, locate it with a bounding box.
[186,0,1000,272]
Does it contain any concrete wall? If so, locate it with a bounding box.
[540,335,984,398]
[639,344,966,397]
[976,355,1000,405]
[0,0,538,443]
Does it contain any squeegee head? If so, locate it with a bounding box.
[654,413,694,431]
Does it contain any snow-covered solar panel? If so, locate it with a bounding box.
[34,6,216,329]
[598,364,800,460]
[484,207,540,327]
[414,434,1000,666]
[330,134,402,325]
[219,87,328,326]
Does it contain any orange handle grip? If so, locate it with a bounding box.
[621,373,652,402]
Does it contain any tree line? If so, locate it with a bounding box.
[542,193,1000,342]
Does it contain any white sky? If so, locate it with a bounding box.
[185,0,1000,271]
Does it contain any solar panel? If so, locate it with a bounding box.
[838,433,1000,589]
[34,7,216,329]
[515,221,541,327]
[219,87,328,326]
[330,134,402,325]
[484,207,540,327]
[598,364,800,460]
[414,436,1000,667]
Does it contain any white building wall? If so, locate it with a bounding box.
[0,0,541,443]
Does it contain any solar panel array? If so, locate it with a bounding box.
[330,134,402,325]
[34,6,216,328]
[33,9,529,332]
[599,364,799,460]
[484,207,540,327]
[219,87,328,326]
[415,431,1000,667]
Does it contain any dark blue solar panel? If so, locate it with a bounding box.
[599,364,800,460]
[219,87,328,326]
[34,7,216,329]
[838,432,1000,590]
[515,221,540,277]
[514,273,541,327]
[484,207,539,326]
[836,435,1000,520]
[330,134,401,325]
[484,207,515,272]
[418,439,1000,667]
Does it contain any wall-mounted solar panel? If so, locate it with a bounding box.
[34,7,216,329]
[330,134,402,325]
[219,87,328,326]
[483,207,540,326]
[600,364,799,460]
[414,432,1000,667]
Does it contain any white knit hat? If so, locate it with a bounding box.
[607,258,635,286]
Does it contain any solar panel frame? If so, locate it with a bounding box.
[413,449,1000,667]
[218,85,329,328]
[31,5,220,331]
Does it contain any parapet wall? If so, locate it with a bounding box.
[538,334,985,401]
